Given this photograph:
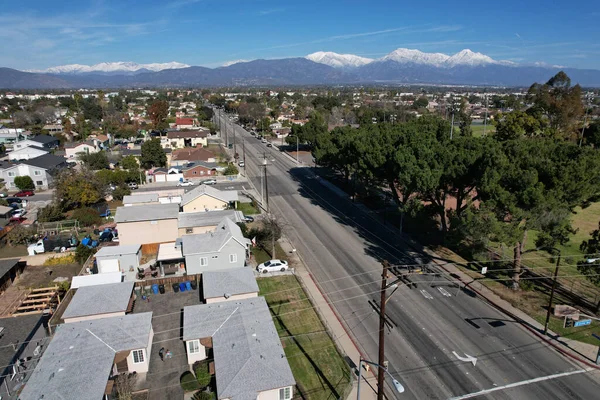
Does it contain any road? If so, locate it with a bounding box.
[217,110,600,399]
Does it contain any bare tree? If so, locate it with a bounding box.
[115,372,138,400]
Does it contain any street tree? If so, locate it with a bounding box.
[140,139,167,169]
[78,151,109,170]
[147,100,169,130]
[54,168,106,209]
[14,176,35,191]
[120,155,139,170]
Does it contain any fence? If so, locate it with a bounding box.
[48,288,75,334]
[134,274,199,292]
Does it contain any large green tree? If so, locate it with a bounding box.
[140,139,167,169]
[79,151,109,170]
[147,100,169,130]
[54,168,106,209]
[14,176,35,190]
[494,111,543,140]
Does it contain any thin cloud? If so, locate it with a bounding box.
[166,0,202,8]
[258,8,285,16]
[515,33,521,39]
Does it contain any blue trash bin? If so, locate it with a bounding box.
[179,282,186,292]
[152,284,159,294]
[185,281,192,291]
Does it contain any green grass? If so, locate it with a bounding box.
[252,243,288,265]
[471,124,496,137]
[257,276,352,400]
[236,201,259,216]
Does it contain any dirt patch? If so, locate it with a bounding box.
[13,263,81,289]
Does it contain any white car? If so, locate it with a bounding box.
[238,161,245,167]
[128,182,139,190]
[177,180,194,187]
[257,259,289,273]
[200,179,218,185]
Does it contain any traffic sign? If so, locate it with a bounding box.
[574,319,592,327]
[481,267,487,275]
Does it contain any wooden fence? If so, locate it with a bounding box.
[48,288,75,334]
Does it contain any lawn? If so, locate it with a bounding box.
[236,201,259,216]
[258,276,352,400]
[471,124,496,137]
[252,242,288,265]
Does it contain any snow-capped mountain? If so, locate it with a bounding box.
[221,60,249,67]
[444,49,496,67]
[306,51,373,68]
[381,48,450,66]
[30,61,190,74]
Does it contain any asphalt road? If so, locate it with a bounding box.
[217,110,600,400]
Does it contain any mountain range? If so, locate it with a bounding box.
[2,48,600,89]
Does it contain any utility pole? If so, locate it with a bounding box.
[242,136,246,168]
[233,120,237,156]
[264,157,269,213]
[296,136,299,164]
[377,260,389,400]
[544,253,561,335]
[450,110,455,140]
[483,94,489,136]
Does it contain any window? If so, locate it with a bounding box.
[200,171,205,175]
[279,387,291,400]
[200,257,208,266]
[229,254,237,263]
[34,170,41,176]
[186,228,194,234]
[7,172,15,177]
[132,349,144,364]
[36,181,43,186]
[187,340,200,354]
[193,171,197,175]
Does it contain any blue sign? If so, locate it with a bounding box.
[574,319,592,327]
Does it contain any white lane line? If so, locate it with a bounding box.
[420,289,434,299]
[448,368,593,400]
[438,287,452,297]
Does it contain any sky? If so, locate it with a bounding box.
[1,0,599,70]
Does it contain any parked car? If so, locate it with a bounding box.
[249,131,256,136]
[8,216,26,224]
[128,182,138,190]
[10,209,26,218]
[266,143,273,147]
[238,161,245,167]
[15,190,34,197]
[261,138,268,143]
[200,179,217,185]
[5,197,23,205]
[257,259,289,273]
[0,192,7,198]
[177,180,194,187]
[243,215,254,223]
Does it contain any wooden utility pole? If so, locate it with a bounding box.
[378,260,389,400]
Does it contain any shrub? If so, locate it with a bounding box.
[223,164,238,176]
[71,207,102,227]
[14,176,35,190]
[112,185,131,201]
[75,244,96,265]
[180,371,201,392]
[44,254,76,266]
[194,360,212,388]
[37,203,64,223]
[192,391,215,400]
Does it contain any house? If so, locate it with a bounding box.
[64,141,98,161]
[183,298,295,400]
[28,135,59,149]
[181,185,238,213]
[115,203,179,245]
[178,209,244,235]
[72,271,123,289]
[94,244,142,277]
[0,154,68,190]
[123,193,159,206]
[19,313,154,400]
[128,188,183,204]
[91,134,110,148]
[181,162,218,179]
[62,281,135,323]
[202,267,259,304]
[148,167,184,183]
[181,218,250,274]
[0,314,49,400]
[166,130,209,149]
[0,205,14,226]
[42,124,63,134]
[175,117,198,129]
[0,258,25,295]
[156,241,185,276]
[7,145,49,161]
[171,146,217,167]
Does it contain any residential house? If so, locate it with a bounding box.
[202,267,258,304]
[166,130,209,149]
[64,141,98,161]
[7,145,49,161]
[0,205,13,226]
[11,135,58,150]
[171,146,217,167]
[181,218,250,274]
[128,188,183,204]
[181,185,238,213]
[0,154,67,190]
[91,134,110,148]
[62,281,135,323]
[0,258,25,295]
[181,162,218,179]
[115,203,179,245]
[42,124,63,134]
[148,167,183,183]
[175,117,198,130]
[71,271,123,289]
[0,314,49,400]
[183,298,295,400]
[123,193,160,206]
[19,313,154,400]
[178,209,244,235]
[94,244,142,278]
[156,241,185,276]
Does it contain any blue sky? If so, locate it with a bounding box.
[2,0,599,70]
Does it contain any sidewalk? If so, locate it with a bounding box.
[278,236,377,400]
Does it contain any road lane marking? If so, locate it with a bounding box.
[452,351,477,366]
[420,290,433,299]
[437,287,452,297]
[448,368,593,399]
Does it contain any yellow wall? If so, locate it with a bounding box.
[182,195,228,213]
[117,219,179,245]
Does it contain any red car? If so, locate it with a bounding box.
[14,190,34,197]
[9,216,26,224]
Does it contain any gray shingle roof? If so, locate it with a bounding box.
[122,193,159,205]
[30,135,58,145]
[21,154,66,170]
[0,314,47,377]
[62,282,134,320]
[19,313,153,400]
[202,268,259,299]
[178,210,243,229]
[181,185,238,206]
[115,203,179,223]
[95,244,141,258]
[184,298,295,400]
[0,258,20,280]
[181,218,248,256]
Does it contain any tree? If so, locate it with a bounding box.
[37,202,64,223]
[147,100,169,130]
[115,373,137,400]
[286,112,327,150]
[140,139,167,169]
[413,96,429,109]
[5,225,35,246]
[112,185,131,201]
[54,169,106,209]
[457,99,472,137]
[578,222,600,310]
[120,155,139,170]
[494,111,543,140]
[14,176,34,190]
[79,151,109,170]
[223,164,239,175]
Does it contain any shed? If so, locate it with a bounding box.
[62,281,135,323]
[0,258,25,295]
[71,271,123,289]
[95,244,142,274]
[202,267,259,304]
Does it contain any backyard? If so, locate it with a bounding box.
[257,275,352,400]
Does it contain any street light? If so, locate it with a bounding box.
[357,359,404,400]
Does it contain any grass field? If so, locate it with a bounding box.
[252,242,288,265]
[471,124,496,137]
[236,201,259,216]
[258,276,352,400]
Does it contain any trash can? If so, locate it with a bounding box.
[190,280,198,290]
[185,281,192,291]
[179,282,186,292]
[172,283,180,293]
[152,284,159,294]
[159,284,165,294]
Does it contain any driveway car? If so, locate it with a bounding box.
[10,209,26,218]
[238,161,245,167]
[5,197,23,205]
[15,190,34,197]
[128,182,138,190]
[257,259,289,273]
[200,179,217,185]
[266,143,273,147]
[9,216,26,224]
[243,215,254,223]
[177,180,194,187]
